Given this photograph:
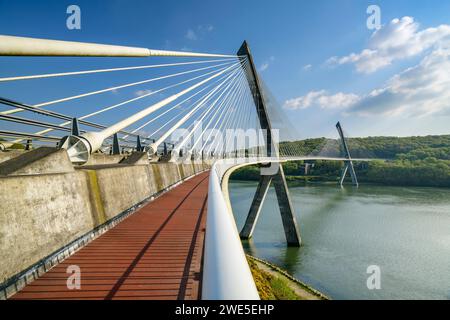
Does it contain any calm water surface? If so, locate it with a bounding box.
[229,181,450,299]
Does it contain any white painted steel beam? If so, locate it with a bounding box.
[0,35,236,58]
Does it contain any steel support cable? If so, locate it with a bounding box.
[190,73,245,153]
[188,57,250,151]
[197,80,239,157]
[198,76,246,155]
[0,113,81,133]
[205,84,243,157]
[132,65,238,141]
[61,62,241,163]
[204,75,248,154]
[0,97,138,137]
[143,85,217,142]
[143,66,240,141]
[168,75,237,154]
[179,72,243,155]
[209,76,248,156]
[0,58,237,82]
[0,130,61,142]
[232,89,251,158]
[101,63,240,139]
[1,60,237,115]
[173,69,243,153]
[205,68,249,157]
[6,64,232,145]
[148,63,242,154]
[151,66,239,154]
[126,82,216,140]
[239,87,253,156]
[215,77,249,157]
[230,81,253,158]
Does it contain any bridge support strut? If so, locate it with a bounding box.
[336,121,358,187]
[237,41,301,246]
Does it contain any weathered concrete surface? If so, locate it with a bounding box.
[0,150,26,164]
[0,155,210,286]
[0,171,94,284]
[0,147,74,176]
[91,165,154,220]
[82,153,124,166]
[119,152,148,165]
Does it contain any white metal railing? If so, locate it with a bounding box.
[202,159,260,300]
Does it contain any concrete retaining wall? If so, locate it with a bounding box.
[0,159,210,285]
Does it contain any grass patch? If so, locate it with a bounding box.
[269,277,300,300]
[247,258,300,300]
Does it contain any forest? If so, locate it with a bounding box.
[232,135,450,187]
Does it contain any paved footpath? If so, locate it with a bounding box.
[11,171,210,300]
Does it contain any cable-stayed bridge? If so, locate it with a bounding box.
[0,35,378,300]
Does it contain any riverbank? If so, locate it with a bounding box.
[247,255,329,300]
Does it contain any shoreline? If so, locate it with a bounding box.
[246,255,330,300]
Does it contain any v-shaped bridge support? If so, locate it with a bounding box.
[336,121,358,187]
[237,41,301,247]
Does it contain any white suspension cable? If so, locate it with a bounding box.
[149,63,242,154]
[63,62,240,162]
[143,67,239,141]
[8,64,232,144]
[200,75,247,156]
[189,73,245,153]
[1,60,236,115]
[173,69,243,154]
[0,58,236,82]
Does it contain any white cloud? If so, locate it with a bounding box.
[135,89,154,97]
[198,24,214,32]
[348,47,450,116]
[185,29,198,41]
[303,64,312,71]
[288,47,450,117]
[259,56,275,72]
[284,90,359,110]
[327,16,450,73]
[259,62,269,72]
[185,25,214,41]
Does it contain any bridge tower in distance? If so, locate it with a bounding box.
[236,41,301,247]
[336,121,359,187]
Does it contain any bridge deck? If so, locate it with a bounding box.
[11,171,210,300]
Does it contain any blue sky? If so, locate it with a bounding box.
[1,0,450,139]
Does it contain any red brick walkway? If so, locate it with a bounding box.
[11,171,209,300]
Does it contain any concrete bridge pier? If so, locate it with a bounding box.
[239,175,272,239]
[240,165,301,247]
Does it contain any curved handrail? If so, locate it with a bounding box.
[202,160,260,300]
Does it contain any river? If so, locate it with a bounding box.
[229,181,450,300]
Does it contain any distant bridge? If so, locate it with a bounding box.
[0,35,379,300]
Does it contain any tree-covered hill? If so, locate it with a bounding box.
[233,135,450,187]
